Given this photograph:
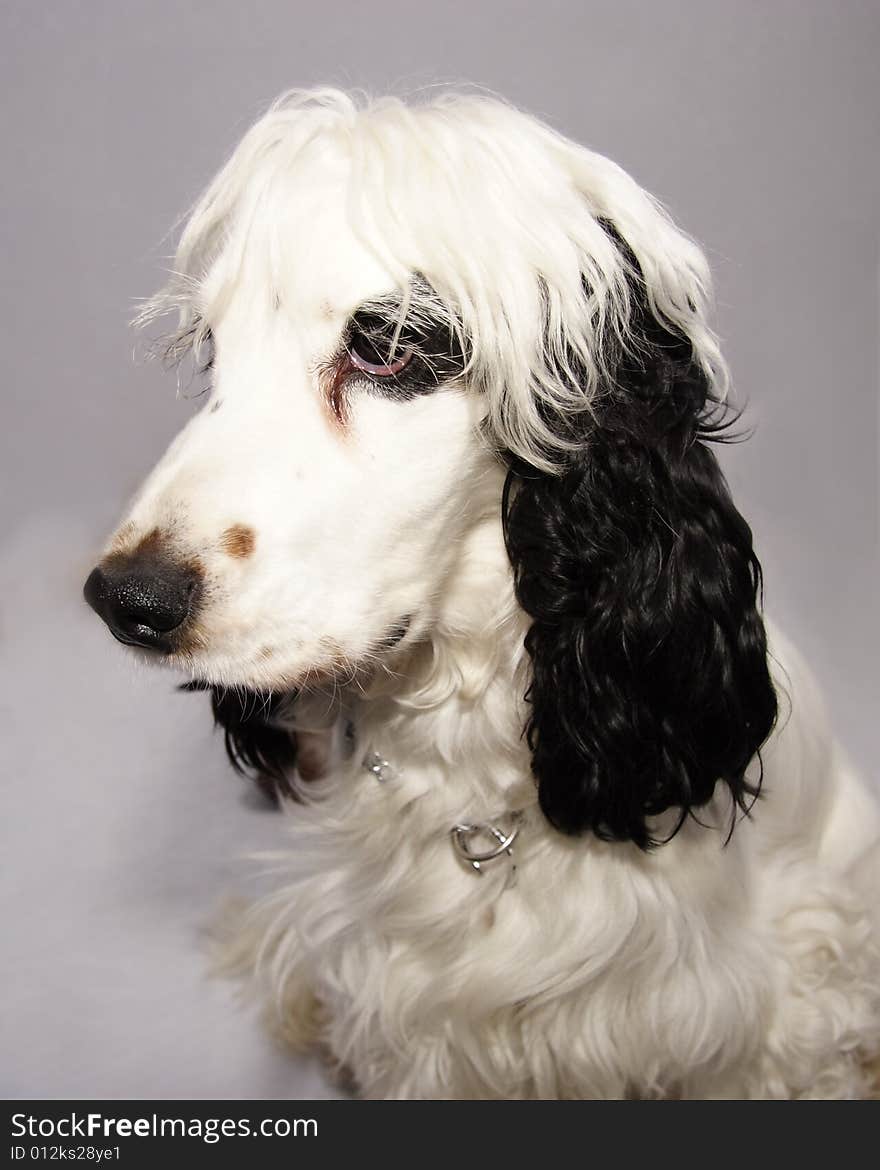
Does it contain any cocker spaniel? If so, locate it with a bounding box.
[84,88,880,1099]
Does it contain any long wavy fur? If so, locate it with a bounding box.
[503,228,778,848]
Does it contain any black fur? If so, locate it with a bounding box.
[502,231,778,848]
[181,682,297,803]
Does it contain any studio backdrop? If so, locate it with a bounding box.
[1,0,877,1098]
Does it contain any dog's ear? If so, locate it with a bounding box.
[181,683,298,803]
[502,224,777,849]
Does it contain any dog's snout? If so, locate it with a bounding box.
[83,554,201,651]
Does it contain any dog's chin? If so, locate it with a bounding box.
[177,664,338,695]
[144,614,415,695]
[173,650,372,696]
[179,614,414,692]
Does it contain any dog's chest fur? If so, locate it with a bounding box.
[229,569,879,1099]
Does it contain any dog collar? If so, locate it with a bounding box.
[362,751,523,881]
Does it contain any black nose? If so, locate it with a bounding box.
[83,555,201,651]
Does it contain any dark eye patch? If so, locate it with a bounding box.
[342,280,466,401]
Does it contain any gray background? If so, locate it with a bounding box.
[1,0,877,1098]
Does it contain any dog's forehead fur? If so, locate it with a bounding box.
[199,150,393,339]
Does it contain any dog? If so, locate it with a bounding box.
[83,88,880,1098]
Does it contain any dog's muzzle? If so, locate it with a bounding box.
[83,551,201,652]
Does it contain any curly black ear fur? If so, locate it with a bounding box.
[181,683,298,803]
[502,232,777,849]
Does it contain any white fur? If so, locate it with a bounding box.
[112,89,879,1098]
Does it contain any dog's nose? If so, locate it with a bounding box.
[83,555,201,651]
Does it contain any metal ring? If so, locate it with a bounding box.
[451,817,521,864]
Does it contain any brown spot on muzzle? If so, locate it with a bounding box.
[107,521,137,554]
[107,524,167,560]
[220,524,256,559]
[134,526,164,554]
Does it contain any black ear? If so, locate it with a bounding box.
[181,683,298,803]
[502,234,777,849]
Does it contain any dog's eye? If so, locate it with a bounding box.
[347,330,413,377]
